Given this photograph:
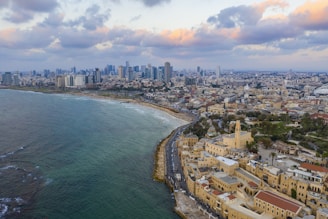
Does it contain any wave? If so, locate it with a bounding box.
[0,145,26,160]
[0,165,17,170]
[0,197,25,218]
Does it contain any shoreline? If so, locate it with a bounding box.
[2,87,194,218]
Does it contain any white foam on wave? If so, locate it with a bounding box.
[92,98,117,105]
[0,198,11,203]
[45,178,53,185]
[0,165,16,170]
[0,145,26,159]
[15,197,24,204]
[0,204,8,218]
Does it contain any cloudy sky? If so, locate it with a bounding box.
[0,0,327,71]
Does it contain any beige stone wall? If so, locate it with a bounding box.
[263,168,280,188]
[205,142,229,156]
[211,176,239,192]
[254,197,297,219]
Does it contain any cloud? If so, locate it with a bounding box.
[0,26,55,49]
[1,0,59,23]
[290,0,328,30]
[130,15,142,22]
[138,0,170,7]
[59,28,109,48]
[4,10,34,23]
[42,13,65,27]
[237,18,301,44]
[11,0,59,12]
[207,0,287,28]
[66,4,111,30]
[207,5,262,28]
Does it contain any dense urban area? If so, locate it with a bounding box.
[1,63,328,219]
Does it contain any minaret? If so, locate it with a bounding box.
[235,120,241,148]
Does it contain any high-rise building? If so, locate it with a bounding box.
[2,72,12,86]
[13,74,20,86]
[216,65,221,78]
[127,67,134,82]
[95,68,101,83]
[158,66,164,81]
[164,62,171,84]
[118,66,124,79]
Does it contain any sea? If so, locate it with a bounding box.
[0,89,185,219]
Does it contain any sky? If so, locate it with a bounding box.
[0,0,328,72]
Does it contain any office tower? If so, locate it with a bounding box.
[2,72,13,85]
[127,67,133,81]
[147,64,153,79]
[158,66,164,81]
[152,67,158,80]
[64,75,74,87]
[75,74,86,88]
[71,66,76,74]
[216,65,221,78]
[13,74,20,86]
[133,66,140,72]
[118,66,124,79]
[95,68,101,83]
[164,62,171,84]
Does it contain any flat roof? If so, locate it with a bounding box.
[220,175,239,184]
[216,156,238,166]
[255,191,302,213]
[235,168,261,185]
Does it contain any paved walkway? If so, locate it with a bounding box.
[174,191,215,219]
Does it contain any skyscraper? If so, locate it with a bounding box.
[118,66,124,79]
[216,65,221,78]
[164,62,171,84]
[95,68,101,83]
[2,72,12,86]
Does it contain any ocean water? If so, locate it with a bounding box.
[0,89,184,219]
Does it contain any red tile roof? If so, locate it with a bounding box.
[255,191,302,213]
[201,183,208,188]
[300,162,328,173]
[248,181,258,188]
[212,190,222,196]
[228,194,236,200]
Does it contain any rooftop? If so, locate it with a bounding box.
[300,162,328,173]
[235,168,261,185]
[216,156,238,166]
[255,190,302,214]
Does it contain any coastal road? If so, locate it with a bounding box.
[164,117,222,219]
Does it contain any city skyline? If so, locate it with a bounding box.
[0,0,327,71]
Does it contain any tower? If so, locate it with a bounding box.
[164,62,171,84]
[118,66,124,79]
[235,120,241,148]
[216,65,221,78]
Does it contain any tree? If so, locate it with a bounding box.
[251,128,257,137]
[261,137,272,149]
[270,152,277,166]
[291,188,297,199]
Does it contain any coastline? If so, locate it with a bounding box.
[2,87,194,218]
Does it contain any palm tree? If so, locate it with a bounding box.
[270,152,277,166]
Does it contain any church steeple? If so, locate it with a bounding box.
[235,120,241,148]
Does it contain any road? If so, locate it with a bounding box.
[164,116,222,218]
